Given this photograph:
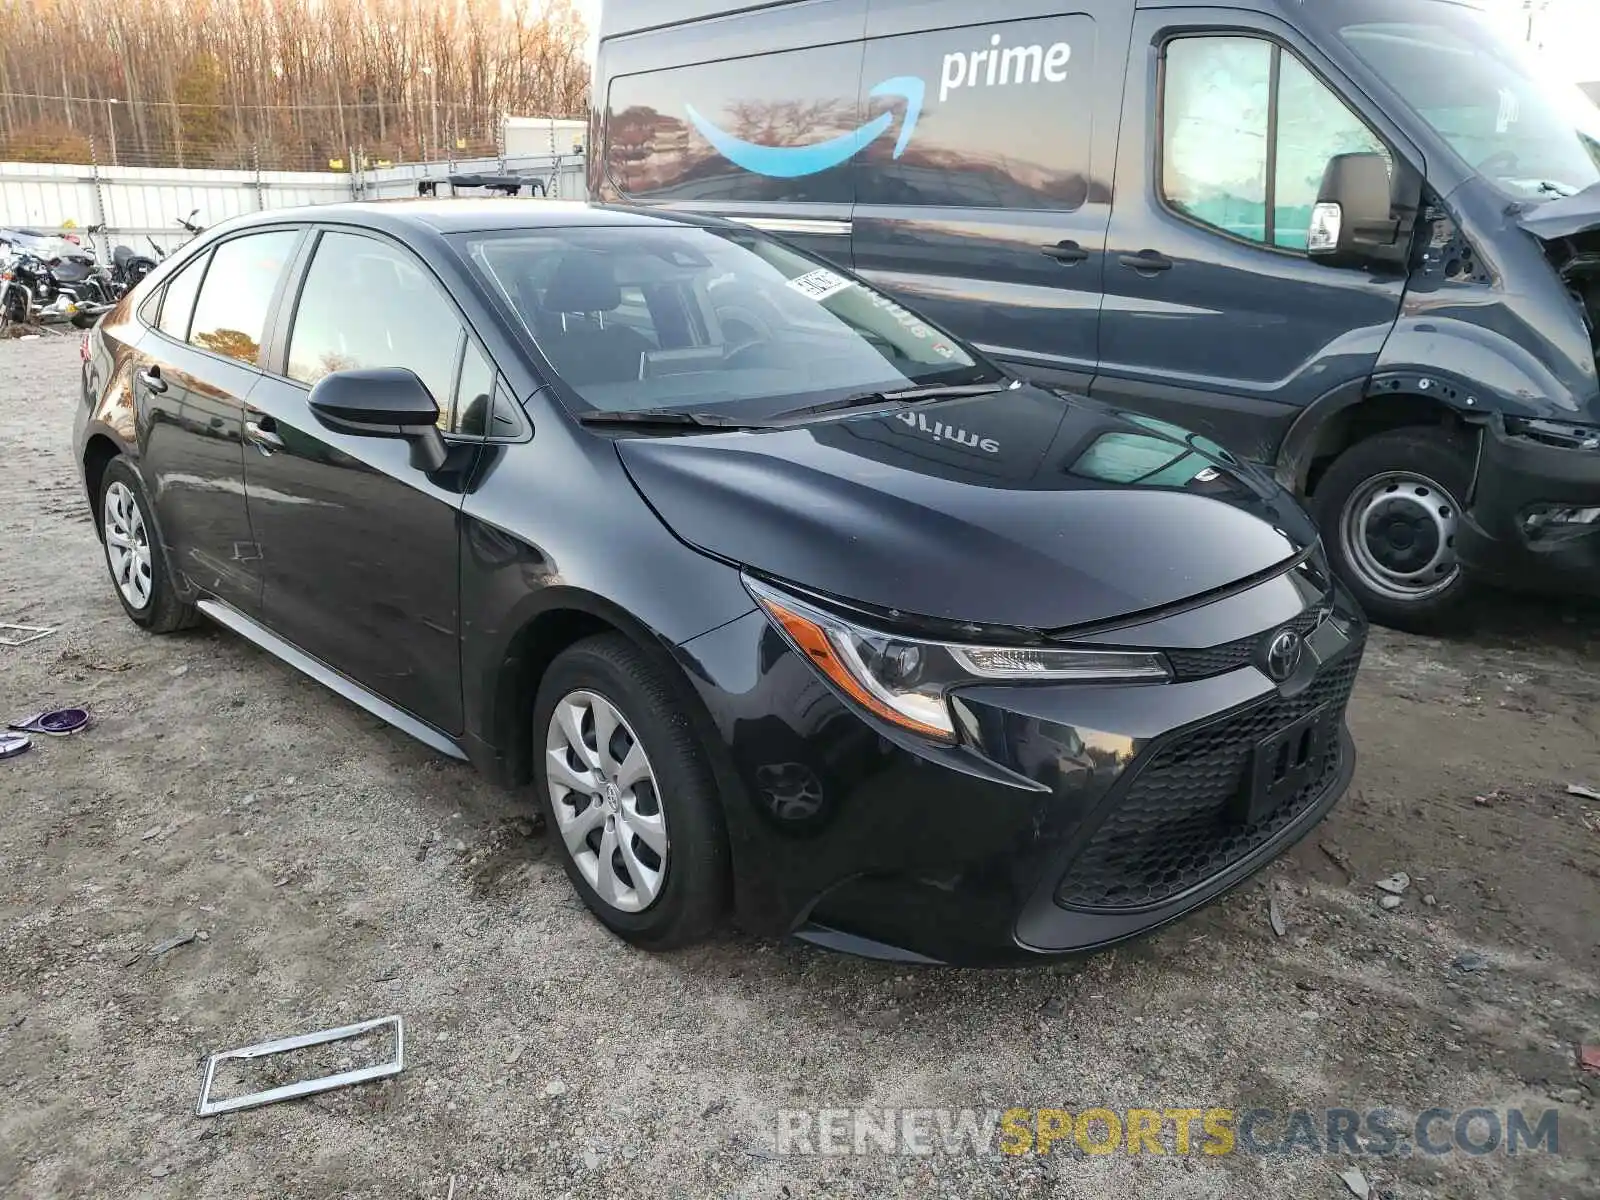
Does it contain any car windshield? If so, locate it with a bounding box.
[456,224,997,416]
[1317,0,1600,200]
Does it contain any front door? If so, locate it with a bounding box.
[1094,9,1412,463]
[244,228,491,734]
[133,230,301,615]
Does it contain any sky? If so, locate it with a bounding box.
[571,0,1600,82]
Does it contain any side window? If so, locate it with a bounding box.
[1162,38,1272,243]
[454,341,496,438]
[1273,55,1389,250]
[1162,36,1387,250]
[857,16,1096,210]
[287,231,465,431]
[155,253,208,341]
[188,231,298,363]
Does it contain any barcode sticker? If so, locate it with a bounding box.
[787,268,853,302]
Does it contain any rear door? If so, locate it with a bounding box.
[132,229,301,615]
[1093,7,1414,462]
[850,2,1133,391]
[243,227,496,734]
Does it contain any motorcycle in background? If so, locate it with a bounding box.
[0,232,115,329]
[145,209,206,263]
[0,249,29,330]
[85,222,158,295]
[0,210,201,329]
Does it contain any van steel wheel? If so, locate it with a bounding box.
[1313,427,1475,633]
[531,633,729,948]
[1338,470,1460,603]
[96,456,199,632]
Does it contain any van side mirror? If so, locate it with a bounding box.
[1305,152,1408,267]
[308,367,448,472]
[1308,152,1403,265]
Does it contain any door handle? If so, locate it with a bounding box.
[137,366,167,394]
[1118,249,1174,274]
[1041,240,1089,264]
[243,415,285,455]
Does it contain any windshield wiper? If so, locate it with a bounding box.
[768,381,1008,424]
[578,408,757,431]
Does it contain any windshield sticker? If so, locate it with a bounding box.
[787,268,853,302]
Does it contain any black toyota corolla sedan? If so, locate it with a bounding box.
[75,201,1364,965]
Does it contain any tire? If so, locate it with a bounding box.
[97,456,199,633]
[1312,427,1476,634]
[2,287,27,328]
[532,633,729,949]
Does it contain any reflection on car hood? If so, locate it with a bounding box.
[615,385,1319,631]
[1515,181,1600,241]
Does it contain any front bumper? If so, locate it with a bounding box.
[675,562,1366,966]
[1459,417,1600,597]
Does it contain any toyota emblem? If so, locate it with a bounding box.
[1265,629,1303,682]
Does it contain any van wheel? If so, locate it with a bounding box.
[1312,428,1476,633]
[532,633,729,950]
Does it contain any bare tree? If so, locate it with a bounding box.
[0,0,589,168]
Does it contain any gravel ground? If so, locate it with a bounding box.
[1,333,1597,1199]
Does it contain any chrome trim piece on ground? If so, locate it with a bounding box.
[195,599,468,760]
[195,1015,404,1117]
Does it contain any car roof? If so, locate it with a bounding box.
[219,199,721,238]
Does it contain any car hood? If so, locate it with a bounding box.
[1515,182,1600,242]
[616,385,1318,631]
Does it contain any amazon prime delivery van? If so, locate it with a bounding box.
[590,0,1600,631]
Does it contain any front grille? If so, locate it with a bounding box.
[1055,638,1363,911]
[1165,608,1323,681]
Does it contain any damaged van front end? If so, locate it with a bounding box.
[1453,189,1600,595]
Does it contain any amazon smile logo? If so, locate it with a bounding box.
[684,31,1073,179]
[686,77,924,179]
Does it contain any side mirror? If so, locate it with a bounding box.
[308,367,448,472]
[1308,152,1402,265]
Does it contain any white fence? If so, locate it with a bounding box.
[0,151,587,257]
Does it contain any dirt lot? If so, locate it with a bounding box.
[1,333,1597,1199]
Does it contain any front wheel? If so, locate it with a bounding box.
[532,633,729,949]
[1312,427,1476,634]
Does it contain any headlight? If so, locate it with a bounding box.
[745,577,1170,742]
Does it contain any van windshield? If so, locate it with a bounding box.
[1322,0,1600,200]
[457,224,997,415]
